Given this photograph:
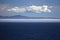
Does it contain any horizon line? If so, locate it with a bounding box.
[0,19,60,22]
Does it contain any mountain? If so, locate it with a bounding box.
[0,15,28,19]
[0,15,60,19]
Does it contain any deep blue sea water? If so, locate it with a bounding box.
[0,22,60,40]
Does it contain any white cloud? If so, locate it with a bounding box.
[7,5,52,13]
[0,4,53,16]
[27,5,51,13]
[7,7,26,13]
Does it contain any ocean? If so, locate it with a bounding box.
[0,22,60,40]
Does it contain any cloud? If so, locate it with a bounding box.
[27,5,51,13]
[7,7,26,13]
[7,5,52,13]
[0,4,52,16]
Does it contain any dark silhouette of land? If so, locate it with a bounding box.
[0,15,60,19]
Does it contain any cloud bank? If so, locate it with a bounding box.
[7,5,52,13]
[0,4,53,16]
[7,7,26,13]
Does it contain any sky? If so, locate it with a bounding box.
[0,0,60,18]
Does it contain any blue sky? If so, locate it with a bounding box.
[0,0,60,18]
[0,0,60,6]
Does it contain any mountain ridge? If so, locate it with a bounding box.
[0,15,60,19]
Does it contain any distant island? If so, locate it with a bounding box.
[0,15,60,19]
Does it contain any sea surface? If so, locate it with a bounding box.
[0,22,60,40]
